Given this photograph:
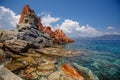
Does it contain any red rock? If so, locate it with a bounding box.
[37,17,43,30]
[19,5,74,44]
[61,63,84,80]
[19,5,31,23]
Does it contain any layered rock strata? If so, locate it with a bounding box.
[18,5,74,44]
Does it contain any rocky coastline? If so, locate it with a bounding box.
[0,5,99,80]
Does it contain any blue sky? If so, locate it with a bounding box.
[0,0,120,37]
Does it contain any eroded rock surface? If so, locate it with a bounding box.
[18,5,74,44]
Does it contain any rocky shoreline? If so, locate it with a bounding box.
[0,5,99,80]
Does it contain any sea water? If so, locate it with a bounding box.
[62,38,120,80]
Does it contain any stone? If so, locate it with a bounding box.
[19,5,34,24]
[15,56,37,65]
[61,63,84,80]
[3,39,29,53]
[36,69,53,76]
[40,77,47,80]
[73,63,99,80]
[37,61,55,70]
[0,30,17,42]
[24,72,38,80]
[0,49,6,64]
[35,47,79,57]
[39,26,74,44]
[0,43,3,48]
[48,71,63,80]
[18,5,74,44]
[48,71,73,80]
[5,62,25,71]
[24,66,36,74]
[0,65,23,80]
[17,5,53,47]
[53,29,74,43]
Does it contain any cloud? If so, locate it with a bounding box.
[0,6,20,29]
[41,13,60,26]
[106,26,114,30]
[57,19,103,37]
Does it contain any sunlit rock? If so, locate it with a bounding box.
[61,63,84,80]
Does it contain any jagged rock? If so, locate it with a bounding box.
[53,29,74,43]
[19,5,35,24]
[15,56,37,65]
[5,62,26,71]
[3,39,41,54]
[61,63,84,80]
[0,65,23,80]
[17,24,53,47]
[17,5,53,47]
[0,30,17,42]
[18,5,74,44]
[3,39,30,53]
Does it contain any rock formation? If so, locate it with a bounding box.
[17,5,53,48]
[18,5,74,44]
[0,4,100,80]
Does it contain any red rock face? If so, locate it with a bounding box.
[61,64,84,80]
[19,5,74,44]
[19,5,31,23]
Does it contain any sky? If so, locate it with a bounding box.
[0,0,120,37]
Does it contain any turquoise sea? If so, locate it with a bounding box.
[62,38,120,80]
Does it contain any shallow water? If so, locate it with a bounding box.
[62,38,120,80]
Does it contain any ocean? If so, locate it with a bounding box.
[62,38,120,80]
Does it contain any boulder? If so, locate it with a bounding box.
[0,30,17,42]
[17,24,53,47]
[0,65,23,80]
[3,39,38,53]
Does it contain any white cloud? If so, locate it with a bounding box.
[106,26,114,30]
[57,19,103,37]
[41,13,60,26]
[0,6,20,29]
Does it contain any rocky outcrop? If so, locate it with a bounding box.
[18,5,74,44]
[3,39,39,54]
[17,5,53,47]
[53,29,74,43]
[0,30,17,42]
[0,65,23,80]
[61,63,84,80]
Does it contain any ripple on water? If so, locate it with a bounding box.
[65,50,120,80]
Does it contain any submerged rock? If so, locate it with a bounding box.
[35,47,80,57]
[61,63,84,80]
[73,63,99,80]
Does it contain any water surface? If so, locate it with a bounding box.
[62,38,120,80]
